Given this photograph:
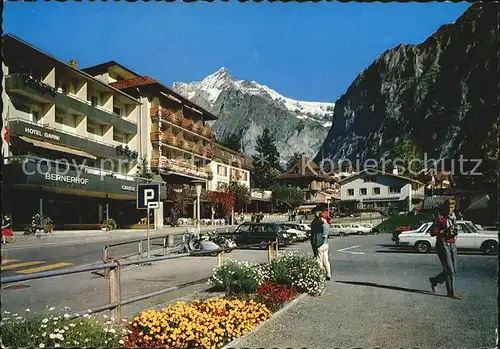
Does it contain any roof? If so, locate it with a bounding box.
[280,155,336,181]
[2,34,140,105]
[81,60,141,79]
[338,169,425,185]
[109,76,219,121]
[442,187,493,195]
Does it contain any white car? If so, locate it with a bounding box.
[281,223,309,242]
[329,224,353,237]
[398,220,498,255]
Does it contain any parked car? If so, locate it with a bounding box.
[361,223,379,235]
[349,224,373,235]
[281,223,309,242]
[398,220,498,255]
[232,222,292,249]
[329,224,352,237]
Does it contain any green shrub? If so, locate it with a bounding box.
[0,308,128,348]
[209,260,266,296]
[263,252,325,295]
[376,213,432,233]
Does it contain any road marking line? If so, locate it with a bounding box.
[1,261,44,270]
[346,251,365,255]
[15,262,73,274]
[337,245,361,252]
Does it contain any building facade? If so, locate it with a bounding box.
[82,61,252,226]
[279,155,339,205]
[1,34,156,230]
[339,169,425,211]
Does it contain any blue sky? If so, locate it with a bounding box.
[4,2,470,103]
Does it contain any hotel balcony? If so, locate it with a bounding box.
[6,74,137,134]
[212,145,253,170]
[8,118,132,161]
[151,157,213,182]
[150,107,212,140]
[150,130,214,160]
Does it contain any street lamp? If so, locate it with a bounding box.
[192,180,204,236]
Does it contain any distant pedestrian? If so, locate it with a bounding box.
[2,214,14,243]
[311,210,332,281]
[310,211,322,258]
[429,200,462,299]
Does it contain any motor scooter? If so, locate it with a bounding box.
[183,230,237,256]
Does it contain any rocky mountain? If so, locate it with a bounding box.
[314,3,498,172]
[173,68,335,167]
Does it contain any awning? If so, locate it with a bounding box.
[19,136,97,160]
[296,204,317,212]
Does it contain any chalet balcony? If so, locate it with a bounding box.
[150,107,212,140]
[153,157,213,181]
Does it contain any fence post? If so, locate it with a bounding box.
[162,237,167,256]
[109,260,122,323]
[103,246,110,278]
[217,251,225,266]
[267,241,275,262]
[168,234,174,247]
[138,241,143,260]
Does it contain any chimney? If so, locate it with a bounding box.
[68,59,78,69]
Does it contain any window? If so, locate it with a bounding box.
[55,116,64,124]
[373,187,381,195]
[113,106,122,116]
[217,165,227,176]
[61,84,69,95]
[389,186,402,194]
[90,96,98,107]
[87,123,95,134]
[360,188,367,196]
[347,189,354,196]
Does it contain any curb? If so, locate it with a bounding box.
[221,292,308,349]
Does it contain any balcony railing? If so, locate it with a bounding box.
[152,157,213,180]
[150,107,212,140]
[154,132,213,159]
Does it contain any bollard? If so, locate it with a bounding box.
[168,234,174,247]
[217,251,225,266]
[108,261,122,323]
[138,241,143,260]
[162,237,167,256]
[267,242,275,262]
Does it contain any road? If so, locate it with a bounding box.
[233,234,498,348]
[2,233,496,348]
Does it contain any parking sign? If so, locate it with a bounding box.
[137,184,160,210]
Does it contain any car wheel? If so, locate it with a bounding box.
[339,232,346,237]
[415,241,431,253]
[357,231,363,235]
[372,230,379,235]
[482,240,498,255]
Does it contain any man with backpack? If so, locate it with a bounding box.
[428,200,462,299]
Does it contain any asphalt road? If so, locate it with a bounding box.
[2,233,496,348]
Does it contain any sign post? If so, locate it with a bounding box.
[137,184,161,260]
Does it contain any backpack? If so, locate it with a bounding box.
[430,216,447,237]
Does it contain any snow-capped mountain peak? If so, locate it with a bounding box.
[174,67,335,126]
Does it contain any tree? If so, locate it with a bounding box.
[270,183,304,211]
[224,181,251,212]
[218,132,241,152]
[167,184,186,227]
[252,128,282,189]
[286,152,303,171]
[202,191,235,222]
[389,135,423,178]
[479,122,499,188]
[135,157,154,180]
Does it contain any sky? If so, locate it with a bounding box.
[4,2,470,103]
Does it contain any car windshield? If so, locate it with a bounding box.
[465,222,478,233]
[235,224,254,233]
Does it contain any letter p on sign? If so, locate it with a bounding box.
[137,184,160,210]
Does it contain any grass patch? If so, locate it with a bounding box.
[376,213,433,233]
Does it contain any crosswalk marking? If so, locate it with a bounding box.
[1,259,20,265]
[1,261,44,270]
[16,262,73,274]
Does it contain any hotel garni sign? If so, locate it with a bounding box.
[24,126,61,142]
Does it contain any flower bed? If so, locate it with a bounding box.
[0,308,128,348]
[2,253,324,349]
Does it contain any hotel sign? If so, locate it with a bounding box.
[45,173,89,185]
[24,127,61,142]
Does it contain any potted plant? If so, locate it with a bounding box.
[151,159,159,168]
[150,132,160,141]
[178,138,186,149]
[150,107,159,118]
[171,136,178,147]
[173,110,183,125]
[115,145,124,156]
[101,218,117,232]
[183,140,192,151]
[181,118,191,129]
[193,121,202,132]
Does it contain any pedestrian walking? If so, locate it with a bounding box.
[1,214,14,243]
[429,199,462,299]
[311,210,332,281]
